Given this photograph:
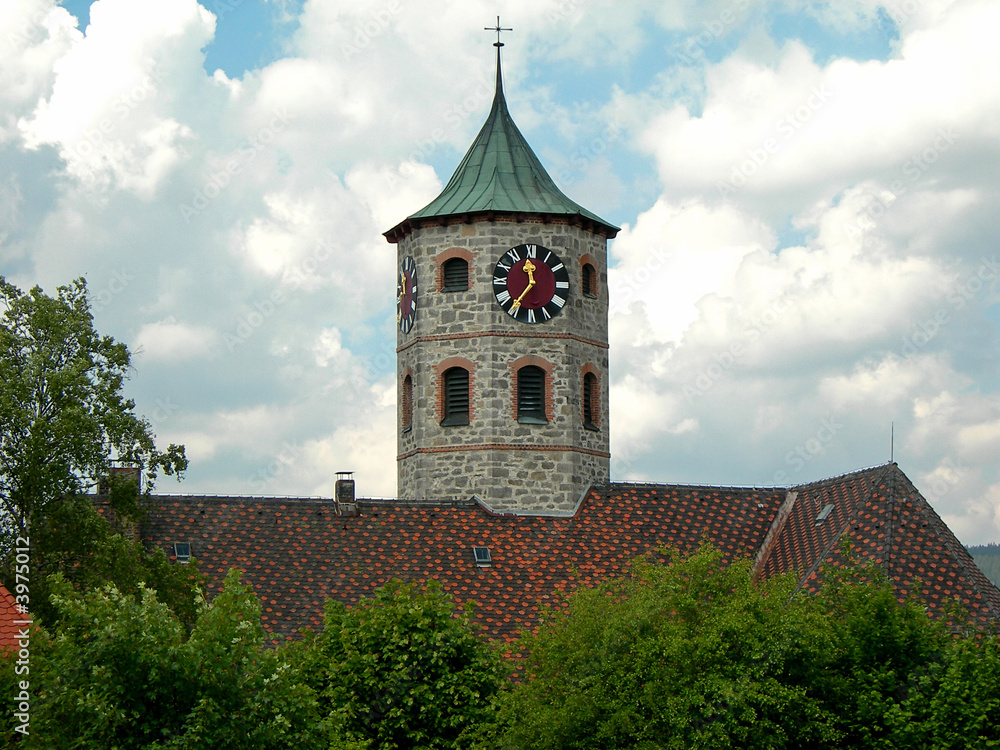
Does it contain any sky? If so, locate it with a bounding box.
[2,0,999,544]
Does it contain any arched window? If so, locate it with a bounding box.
[401,374,413,432]
[442,258,469,291]
[517,365,547,424]
[441,367,470,425]
[582,262,598,298]
[583,372,599,430]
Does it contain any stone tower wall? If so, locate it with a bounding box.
[396,217,610,512]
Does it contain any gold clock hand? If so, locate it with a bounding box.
[510,260,537,312]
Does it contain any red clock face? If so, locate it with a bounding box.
[397,256,417,333]
[493,244,569,324]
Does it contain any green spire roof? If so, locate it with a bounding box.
[385,46,618,241]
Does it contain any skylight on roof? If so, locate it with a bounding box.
[815,504,834,525]
[173,542,191,563]
[473,546,492,566]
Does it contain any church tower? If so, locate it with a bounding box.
[384,33,618,513]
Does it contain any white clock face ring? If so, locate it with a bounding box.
[492,244,569,324]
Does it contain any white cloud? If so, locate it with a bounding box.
[4,0,1000,544]
[133,317,218,361]
[18,0,214,195]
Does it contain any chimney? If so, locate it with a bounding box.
[335,471,358,517]
[97,465,143,541]
[98,465,142,494]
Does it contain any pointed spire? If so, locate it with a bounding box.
[385,23,618,242]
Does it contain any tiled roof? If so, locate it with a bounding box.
[0,584,25,654]
[383,47,618,243]
[143,484,783,642]
[756,464,1000,626]
[141,463,1000,641]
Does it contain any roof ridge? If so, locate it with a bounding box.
[792,465,891,593]
[891,466,1000,621]
[788,461,896,492]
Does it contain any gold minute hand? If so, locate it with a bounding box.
[510,259,536,312]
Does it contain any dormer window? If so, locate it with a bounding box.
[172,542,191,564]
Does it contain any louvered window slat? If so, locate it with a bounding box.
[442,259,469,291]
[518,366,547,424]
[583,372,598,430]
[402,375,413,432]
[582,263,596,297]
[442,367,469,425]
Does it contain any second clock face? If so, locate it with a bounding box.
[492,244,569,324]
[397,256,417,334]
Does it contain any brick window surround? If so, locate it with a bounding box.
[509,355,555,423]
[434,356,476,425]
[401,371,413,432]
[436,247,475,292]
[581,363,601,429]
[580,253,599,298]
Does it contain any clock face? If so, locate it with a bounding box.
[397,256,417,334]
[492,244,569,324]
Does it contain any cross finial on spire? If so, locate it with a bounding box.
[485,16,512,47]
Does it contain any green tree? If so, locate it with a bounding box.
[496,545,1000,750]
[794,560,953,748]
[8,570,324,750]
[498,545,835,750]
[0,276,196,623]
[297,579,507,750]
[0,276,186,546]
[25,487,205,627]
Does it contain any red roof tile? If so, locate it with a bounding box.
[0,584,27,655]
[139,463,1000,640]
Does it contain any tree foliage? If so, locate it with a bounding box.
[5,570,323,750]
[495,544,1000,750]
[0,276,186,545]
[24,484,205,628]
[296,579,507,750]
[0,276,198,624]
